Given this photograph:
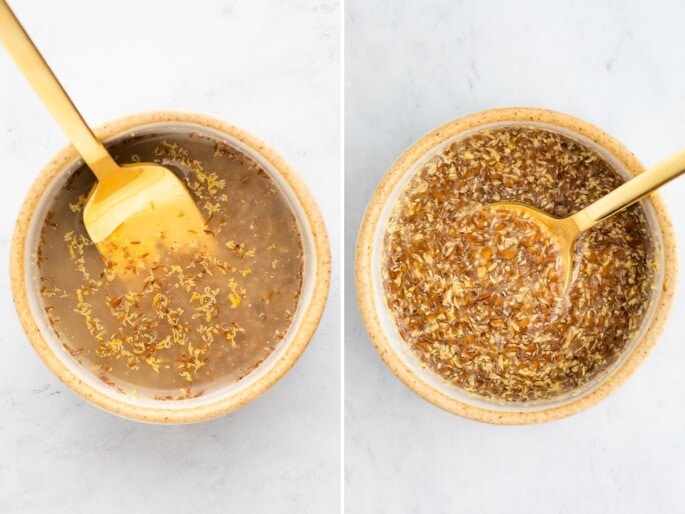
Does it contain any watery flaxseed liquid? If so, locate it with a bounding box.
[36,124,304,399]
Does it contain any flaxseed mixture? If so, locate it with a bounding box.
[37,126,303,399]
[383,126,657,402]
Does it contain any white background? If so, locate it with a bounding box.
[346,1,685,513]
[0,1,339,513]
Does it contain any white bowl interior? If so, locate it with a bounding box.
[371,121,665,412]
[24,122,317,411]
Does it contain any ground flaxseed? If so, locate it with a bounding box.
[382,126,657,402]
[36,126,304,399]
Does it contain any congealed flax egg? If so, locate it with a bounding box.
[36,125,304,399]
[383,126,657,403]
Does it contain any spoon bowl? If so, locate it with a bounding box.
[487,147,685,292]
[485,201,580,290]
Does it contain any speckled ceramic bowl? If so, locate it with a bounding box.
[11,111,330,423]
[356,107,677,424]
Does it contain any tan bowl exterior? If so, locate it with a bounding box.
[11,111,331,424]
[356,107,677,424]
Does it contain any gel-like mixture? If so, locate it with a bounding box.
[383,126,657,402]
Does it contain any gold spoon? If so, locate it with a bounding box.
[0,1,204,246]
[489,148,685,290]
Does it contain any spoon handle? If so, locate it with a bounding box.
[0,1,119,180]
[570,148,685,232]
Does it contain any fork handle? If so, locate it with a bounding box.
[0,0,119,180]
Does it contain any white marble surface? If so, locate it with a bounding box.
[346,1,685,512]
[0,1,339,513]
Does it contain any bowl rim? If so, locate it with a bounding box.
[10,110,331,424]
[355,107,677,425]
